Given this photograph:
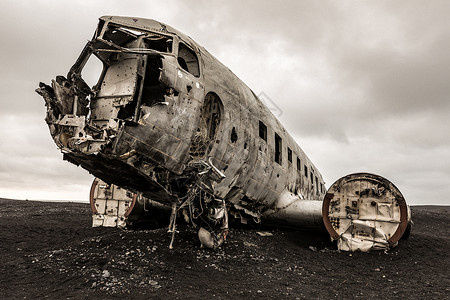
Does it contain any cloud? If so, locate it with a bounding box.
[0,1,448,205]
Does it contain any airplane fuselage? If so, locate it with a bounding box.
[38,16,325,224]
[37,16,409,251]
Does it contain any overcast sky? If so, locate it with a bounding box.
[0,1,448,205]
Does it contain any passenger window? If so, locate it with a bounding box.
[275,133,282,165]
[178,43,200,77]
[259,121,267,141]
[231,127,238,143]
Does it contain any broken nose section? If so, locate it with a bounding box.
[37,78,117,155]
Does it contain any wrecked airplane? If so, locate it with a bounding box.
[36,16,410,251]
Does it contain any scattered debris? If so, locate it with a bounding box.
[308,246,317,252]
[243,241,258,248]
[257,231,273,237]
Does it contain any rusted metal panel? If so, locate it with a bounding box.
[90,178,137,228]
[322,173,410,251]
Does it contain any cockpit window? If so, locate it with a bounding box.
[80,54,104,89]
[101,24,173,53]
[178,43,200,77]
[145,35,172,53]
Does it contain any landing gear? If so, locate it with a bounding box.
[167,190,229,249]
[197,199,229,249]
[168,202,178,249]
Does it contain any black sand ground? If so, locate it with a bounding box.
[0,198,448,299]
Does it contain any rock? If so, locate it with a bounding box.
[243,241,258,247]
[149,280,158,286]
[256,231,273,237]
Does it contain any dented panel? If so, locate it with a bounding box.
[322,173,410,251]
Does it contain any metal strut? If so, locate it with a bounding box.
[168,202,178,249]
